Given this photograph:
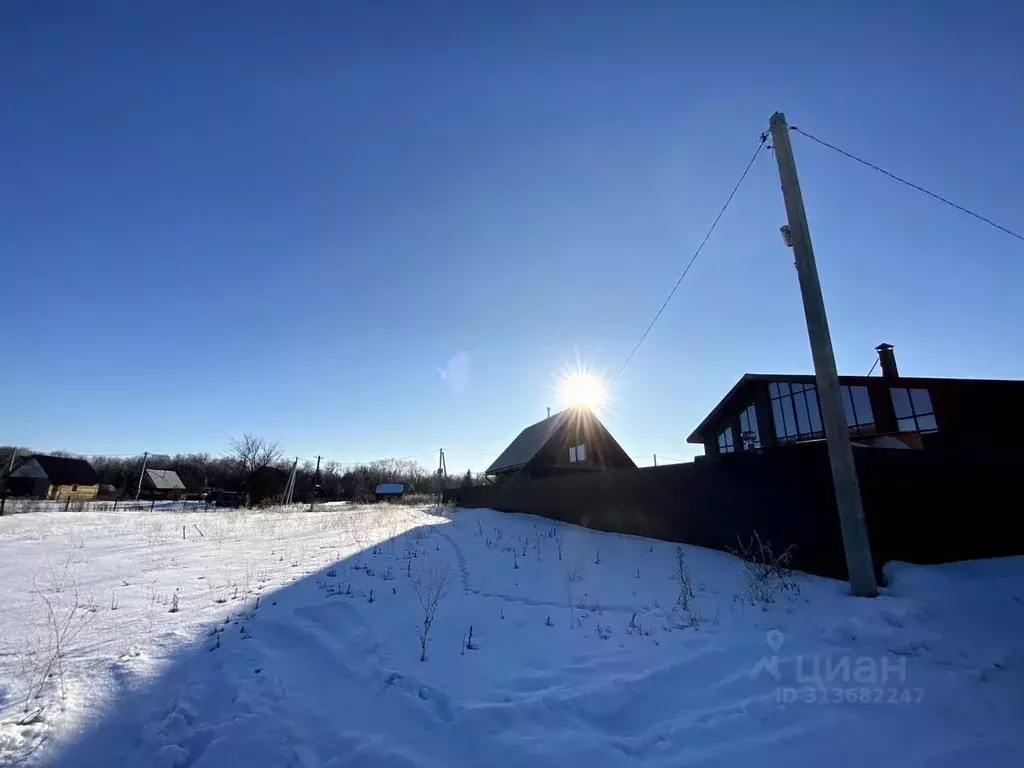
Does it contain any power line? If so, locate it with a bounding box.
[790,125,1024,243]
[609,133,769,388]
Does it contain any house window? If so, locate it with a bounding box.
[716,426,735,454]
[738,403,761,449]
[769,381,823,443]
[841,385,876,436]
[569,444,587,463]
[891,388,938,433]
[771,381,876,442]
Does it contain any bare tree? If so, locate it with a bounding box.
[228,434,283,476]
[227,434,283,505]
[413,565,452,661]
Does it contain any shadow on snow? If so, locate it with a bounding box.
[45,512,471,768]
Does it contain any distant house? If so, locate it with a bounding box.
[486,406,636,480]
[687,343,1024,458]
[142,469,187,500]
[374,482,406,500]
[7,455,101,500]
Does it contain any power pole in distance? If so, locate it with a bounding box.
[135,451,149,501]
[437,448,447,503]
[769,111,877,598]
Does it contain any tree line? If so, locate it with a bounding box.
[0,435,486,505]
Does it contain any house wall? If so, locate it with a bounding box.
[446,444,1024,581]
[898,377,1024,455]
[697,376,1024,457]
[50,484,100,501]
[524,410,634,478]
[701,381,767,455]
[8,459,51,497]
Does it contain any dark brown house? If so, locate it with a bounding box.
[6,455,102,500]
[486,406,636,480]
[688,343,1024,458]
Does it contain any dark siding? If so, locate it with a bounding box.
[694,375,1024,457]
[524,409,634,478]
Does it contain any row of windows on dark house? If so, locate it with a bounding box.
[716,383,937,454]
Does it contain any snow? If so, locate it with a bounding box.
[1,503,1022,766]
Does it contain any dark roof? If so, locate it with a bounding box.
[486,410,570,474]
[145,469,186,491]
[30,455,101,486]
[375,483,405,495]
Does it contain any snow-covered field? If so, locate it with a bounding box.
[1,504,1021,767]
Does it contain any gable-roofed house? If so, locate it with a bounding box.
[486,407,635,480]
[142,468,188,500]
[7,454,102,500]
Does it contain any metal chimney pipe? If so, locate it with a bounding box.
[875,343,899,380]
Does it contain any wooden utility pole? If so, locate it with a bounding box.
[436,448,447,502]
[134,451,149,502]
[283,458,298,504]
[769,111,877,597]
[653,454,658,467]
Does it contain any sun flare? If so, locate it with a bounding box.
[558,371,608,410]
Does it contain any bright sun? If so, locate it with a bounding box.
[558,371,607,410]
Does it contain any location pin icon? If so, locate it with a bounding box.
[766,629,784,651]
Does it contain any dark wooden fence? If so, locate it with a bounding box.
[445,444,1024,581]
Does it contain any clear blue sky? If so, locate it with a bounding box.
[2,1,1022,471]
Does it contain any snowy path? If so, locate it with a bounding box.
[1,505,1022,766]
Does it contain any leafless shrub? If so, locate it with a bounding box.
[461,625,477,654]
[20,577,96,721]
[729,532,800,606]
[654,600,704,632]
[674,546,696,610]
[626,612,652,636]
[564,567,583,628]
[413,565,452,661]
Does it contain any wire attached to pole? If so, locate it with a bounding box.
[791,126,1023,243]
[609,132,769,388]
